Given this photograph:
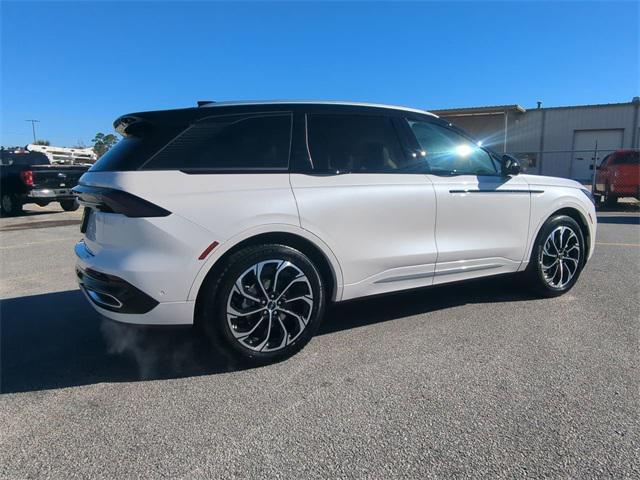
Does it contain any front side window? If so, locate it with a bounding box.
[144,114,292,170]
[612,151,639,165]
[407,120,500,176]
[306,114,407,173]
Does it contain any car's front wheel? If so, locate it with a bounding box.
[526,215,586,297]
[200,244,326,365]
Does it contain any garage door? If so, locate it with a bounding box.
[571,129,624,182]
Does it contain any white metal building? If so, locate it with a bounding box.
[432,97,640,182]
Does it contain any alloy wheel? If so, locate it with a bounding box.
[226,259,314,352]
[539,225,581,288]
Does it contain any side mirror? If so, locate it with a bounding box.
[502,154,521,176]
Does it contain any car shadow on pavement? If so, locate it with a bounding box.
[1,277,535,394]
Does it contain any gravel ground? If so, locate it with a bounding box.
[1,203,638,479]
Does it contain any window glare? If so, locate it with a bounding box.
[408,120,499,175]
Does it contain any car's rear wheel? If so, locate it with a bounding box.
[200,244,326,365]
[60,199,79,211]
[1,193,23,217]
[604,184,617,207]
[526,215,585,297]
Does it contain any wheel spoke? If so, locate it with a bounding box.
[254,263,270,300]
[552,228,563,253]
[275,275,307,301]
[257,311,273,351]
[271,260,288,295]
[227,305,265,318]
[273,314,289,349]
[233,282,262,304]
[548,262,560,286]
[284,294,314,308]
[232,314,267,339]
[277,307,308,330]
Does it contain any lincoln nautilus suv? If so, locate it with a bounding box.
[74,101,597,363]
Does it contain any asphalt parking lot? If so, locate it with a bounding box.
[1,202,639,479]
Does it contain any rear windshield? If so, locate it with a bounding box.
[612,152,639,165]
[89,129,179,172]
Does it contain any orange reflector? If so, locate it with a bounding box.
[198,241,219,260]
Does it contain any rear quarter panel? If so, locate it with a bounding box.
[78,170,309,303]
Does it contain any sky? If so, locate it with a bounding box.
[1,1,638,147]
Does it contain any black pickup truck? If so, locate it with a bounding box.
[0,147,89,216]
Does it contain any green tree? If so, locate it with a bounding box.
[33,139,50,145]
[92,132,119,158]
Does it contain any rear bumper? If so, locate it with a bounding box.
[76,265,158,314]
[27,188,75,200]
[75,240,195,325]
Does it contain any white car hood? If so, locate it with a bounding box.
[520,174,584,189]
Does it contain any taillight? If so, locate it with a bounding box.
[72,185,171,218]
[20,170,34,186]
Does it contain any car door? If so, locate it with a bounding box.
[403,118,531,284]
[289,110,438,301]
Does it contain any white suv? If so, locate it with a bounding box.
[74,101,597,363]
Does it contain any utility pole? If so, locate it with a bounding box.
[591,140,599,192]
[25,119,40,143]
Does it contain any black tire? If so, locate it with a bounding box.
[200,244,326,365]
[603,184,617,207]
[1,193,23,217]
[60,199,79,211]
[525,215,586,297]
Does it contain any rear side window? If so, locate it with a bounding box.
[306,114,406,173]
[144,114,292,171]
[612,152,639,165]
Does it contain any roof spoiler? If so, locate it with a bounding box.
[113,115,153,137]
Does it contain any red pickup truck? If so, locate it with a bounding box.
[593,149,640,206]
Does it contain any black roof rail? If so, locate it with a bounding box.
[197,100,215,107]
